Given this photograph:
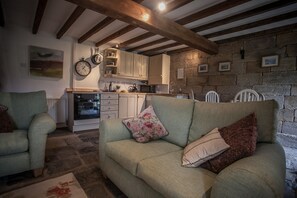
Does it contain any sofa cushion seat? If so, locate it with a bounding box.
[137,150,217,198]
[0,130,28,155]
[106,139,182,175]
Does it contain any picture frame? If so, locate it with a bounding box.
[262,55,279,67]
[177,68,184,79]
[29,46,64,78]
[198,64,208,73]
[219,62,231,71]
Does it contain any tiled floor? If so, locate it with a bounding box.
[0,128,125,198]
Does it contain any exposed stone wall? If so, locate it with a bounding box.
[170,28,297,194]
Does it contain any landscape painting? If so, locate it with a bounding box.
[29,46,64,78]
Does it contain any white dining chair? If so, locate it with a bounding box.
[205,91,220,103]
[258,92,266,101]
[234,89,260,102]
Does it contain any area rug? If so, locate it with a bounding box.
[0,173,87,198]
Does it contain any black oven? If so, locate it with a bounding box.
[74,93,100,120]
[140,85,156,93]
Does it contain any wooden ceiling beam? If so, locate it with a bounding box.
[205,11,297,39]
[216,23,297,44]
[128,38,170,51]
[95,25,136,46]
[176,0,250,25]
[32,0,48,34]
[78,0,143,44]
[96,0,193,47]
[119,0,249,49]
[119,32,155,48]
[191,0,297,33]
[78,17,115,43]
[167,47,193,55]
[0,1,4,27]
[141,42,181,55]
[66,0,218,54]
[56,6,85,39]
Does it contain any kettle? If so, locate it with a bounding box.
[128,83,138,92]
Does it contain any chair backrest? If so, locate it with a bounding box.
[205,91,220,103]
[234,89,260,102]
[259,92,266,101]
[0,91,48,129]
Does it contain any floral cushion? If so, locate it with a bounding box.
[182,128,230,167]
[0,104,14,133]
[122,105,168,143]
[201,113,258,173]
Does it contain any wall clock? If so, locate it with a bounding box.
[75,58,91,76]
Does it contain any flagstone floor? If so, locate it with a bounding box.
[0,128,126,198]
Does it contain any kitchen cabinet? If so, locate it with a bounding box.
[103,48,118,77]
[101,93,119,121]
[137,94,146,114]
[116,50,149,80]
[133,54,148,80]
[119,94,137,118]
[118,50,133,77]
[148,54,170,85]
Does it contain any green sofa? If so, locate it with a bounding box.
[0,91,56,177]
[99,96,286,198]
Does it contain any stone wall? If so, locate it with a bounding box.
[170,28,297,194]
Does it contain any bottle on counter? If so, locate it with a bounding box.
[109,82,112,92]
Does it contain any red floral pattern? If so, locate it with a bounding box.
[46,180,75,198]
[123,105,168,143]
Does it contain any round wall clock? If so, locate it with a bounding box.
[75,59,92,76]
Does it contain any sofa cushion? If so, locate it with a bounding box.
[122,106,168,143]
[152,96,194,147]
[106,139,182,175]
[137,150,217,198]
[201,113,258,173]
[182,128,230,167]
[189,100,276,143]
[0,130,28,155]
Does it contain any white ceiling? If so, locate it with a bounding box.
[2,0,297,55]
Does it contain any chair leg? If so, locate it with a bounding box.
[33,168,43,177]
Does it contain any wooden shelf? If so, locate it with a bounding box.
[106,56,117,59]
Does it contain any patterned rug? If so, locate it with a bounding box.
[0,173,87,198]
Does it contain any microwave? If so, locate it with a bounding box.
[140,85,156,93]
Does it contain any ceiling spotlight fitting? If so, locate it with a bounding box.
[158,2,166,11]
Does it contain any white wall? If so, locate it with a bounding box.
[0,24,72,98]
[0,23,108,98]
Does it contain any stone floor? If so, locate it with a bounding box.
[0,128,126,198]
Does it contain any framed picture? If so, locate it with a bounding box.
[177,68,184,79]
[29,46,64,78]
[262,55,279,67]
[198,64,208,73]
[219,62,231,71]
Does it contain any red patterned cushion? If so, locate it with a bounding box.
[122,105,168,143]
[201,113,257,173]
[0,104,14,133]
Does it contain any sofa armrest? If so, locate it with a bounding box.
[28,113,56,169]
[99,119,132,170]
[210,143,286,198]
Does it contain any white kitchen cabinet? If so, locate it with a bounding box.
[100,93,119,121]
[133,54,148,80]
[137,94,146,114]
[148,54,170,85]
[119,94,137,118]
[118,50,133,77]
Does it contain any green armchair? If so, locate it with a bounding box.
[0,90,56,177]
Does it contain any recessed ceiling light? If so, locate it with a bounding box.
[158,2,166,11]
